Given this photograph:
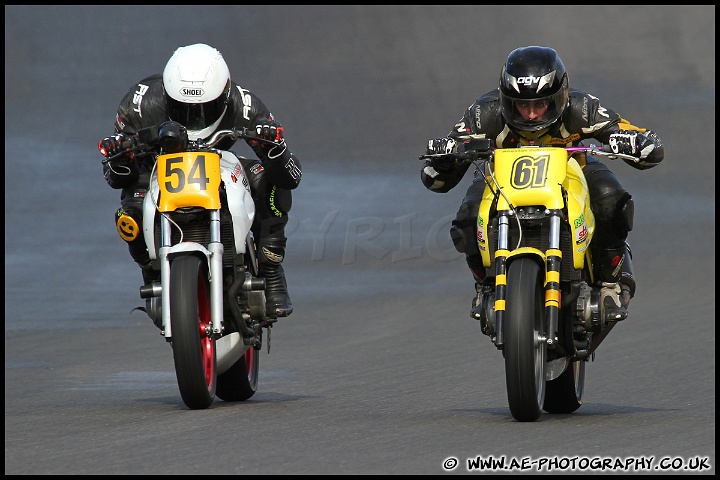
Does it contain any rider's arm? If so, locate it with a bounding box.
[101,76,166,189]
[568,90,664,170]
[598,118,664,170]
[420,159,471,193]
[231,86,302,190]
[420,98,496,193]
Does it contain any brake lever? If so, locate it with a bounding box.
[587,145,640,163]
[101,144,146,165]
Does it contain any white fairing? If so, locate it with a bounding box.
[143,151,255,259]
[143,174,160,260]
[219,151,255,254]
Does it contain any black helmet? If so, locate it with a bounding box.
[499,46,569,132]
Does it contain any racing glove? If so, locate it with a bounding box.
[425,137,458,173]
[253,118,287,159]
[98,133,135,159]
[426,137,456,155]
[608,130,653,159]
[254,118,284,143]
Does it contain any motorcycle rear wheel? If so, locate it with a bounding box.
[543,358,585,414]
[170,254,216,409]
[504,258,546,422]
[216,345,260,401]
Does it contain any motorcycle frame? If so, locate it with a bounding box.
[142,150,256,342]
[477,147,595,350]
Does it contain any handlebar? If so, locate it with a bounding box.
[201,127,282,150]
[418,137,639,164]
[103,126,283,164]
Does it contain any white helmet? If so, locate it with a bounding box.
[162,43,232,141]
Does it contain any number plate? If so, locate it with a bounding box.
[156,152,222,212]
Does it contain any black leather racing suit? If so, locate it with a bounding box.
[102,74,302,284]
[420,88,664,288]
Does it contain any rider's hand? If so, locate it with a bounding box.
[426,137,456,155]
[98,133,135,158]
[254,118,284,146]
[608,130,654,159]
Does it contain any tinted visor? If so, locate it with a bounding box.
[166,96,227,131]
[501,89,565,132]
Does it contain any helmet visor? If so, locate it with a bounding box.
[501,90,565,131]
[166,96,227,132]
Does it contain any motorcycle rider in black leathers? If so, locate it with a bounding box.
[98,43,302,320]
[420,46,664,323]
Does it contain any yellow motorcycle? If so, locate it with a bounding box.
[421,138,638,421]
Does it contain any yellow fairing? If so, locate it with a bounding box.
[564,158,595,268]
[156,152,222,212]
[477,183,494,266]
[477,148,594,269]
[493,148,566,210]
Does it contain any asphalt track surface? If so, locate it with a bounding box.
[5,5,715,475]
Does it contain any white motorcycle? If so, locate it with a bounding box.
[104,122,280,409]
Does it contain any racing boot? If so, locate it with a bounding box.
[594,244,629,322]
[257,241,293,318]
[471,280,496,337]
[140,261,160,286]
[600,282,627,322]
[134,260,163,330]
[466,255,490,321]
[619,242,636,310]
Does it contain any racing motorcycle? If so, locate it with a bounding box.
[103,122,281,409]
[420,138,639,422]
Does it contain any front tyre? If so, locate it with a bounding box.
[170,254,216,409]
[504,258,546,422]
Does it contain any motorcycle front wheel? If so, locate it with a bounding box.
[503,257,546,422]
[170,254,216,409]
[216,344,260,401]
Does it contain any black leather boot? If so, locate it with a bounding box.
[258,244,293,318]
[141,262,160,286]
[135,261,162,330]
[593,244,629,322]
[466,255,488,320]
[600,282,628,322]
[619,242,636,309]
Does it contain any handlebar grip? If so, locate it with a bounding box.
[121,136,136,150]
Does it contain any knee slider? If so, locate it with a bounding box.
[115,207,142,242]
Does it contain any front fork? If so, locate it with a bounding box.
[492,209,563,351]
[141,210,225,340]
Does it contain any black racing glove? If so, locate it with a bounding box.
[608,130,653,159]
[253,118,288,160]
[254,118,284,145]
[426,137,456,155]
[425,137,459,172]
[98,133,135,159]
